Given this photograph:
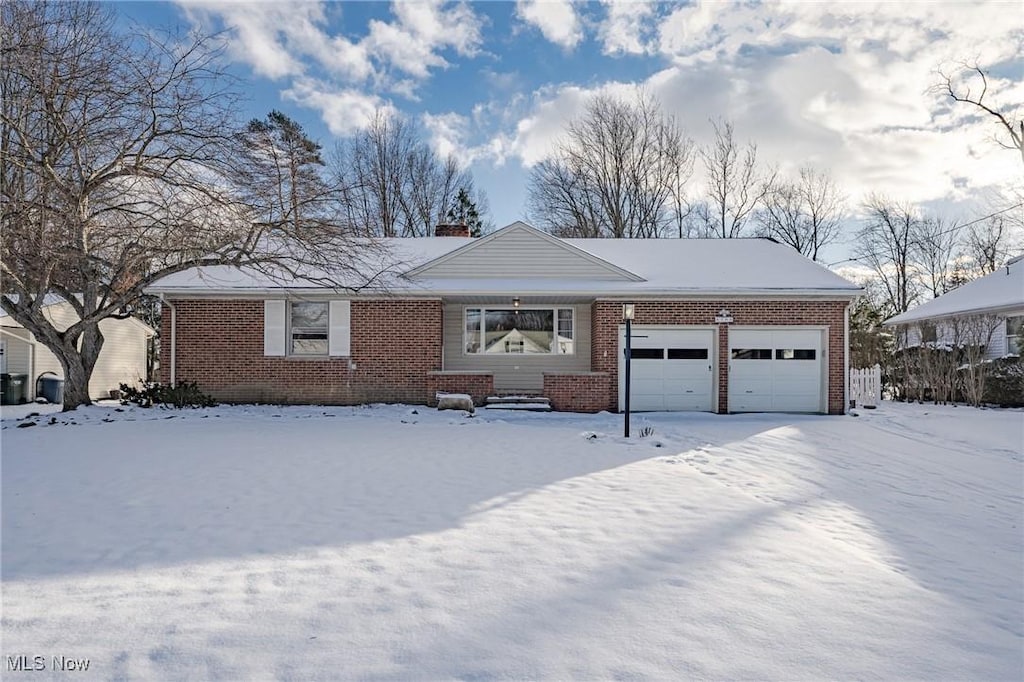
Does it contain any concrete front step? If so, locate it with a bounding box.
[483,395,552,412]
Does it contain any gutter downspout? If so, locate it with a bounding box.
[160,294,177,386]
[844,302,851,413]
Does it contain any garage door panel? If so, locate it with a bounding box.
[664,364,710,380]
[619,327,715,412]
[729,328,824,413]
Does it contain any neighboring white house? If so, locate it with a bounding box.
[0,297,155,402]
[883,256,1024,358]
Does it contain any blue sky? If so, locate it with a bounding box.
[118,1,1022,263]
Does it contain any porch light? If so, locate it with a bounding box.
[513,296,520,309]
[622,303,635,437]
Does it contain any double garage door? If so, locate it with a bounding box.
[618,326,825,413]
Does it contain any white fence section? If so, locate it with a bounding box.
[850,364,882,408]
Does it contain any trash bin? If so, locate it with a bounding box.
[38,374,64,404]
[1,373,28,405]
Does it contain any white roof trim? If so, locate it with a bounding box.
[403,221,646,282]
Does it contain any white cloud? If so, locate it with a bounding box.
[515,0,583,49]
[282,79,392,137]
[496,1,1024,212]
[178,0,484,134]
[597,0,658,56]
[422,111,470,160]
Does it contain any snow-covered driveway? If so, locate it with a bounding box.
[2,402,1021,680]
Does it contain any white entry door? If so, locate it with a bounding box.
[618,327,715,412]
[729,328,824,413]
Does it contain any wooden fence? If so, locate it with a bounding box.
[850,365,882,408]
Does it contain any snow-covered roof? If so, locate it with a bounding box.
[884,257,1024,326]
[1,294,156,335]
[0,293,67,318]
[146,223,860,297]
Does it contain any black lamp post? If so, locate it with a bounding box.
[623,303,635,437]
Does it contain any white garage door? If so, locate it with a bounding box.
[729,328,824,413]
[619,327,715,412]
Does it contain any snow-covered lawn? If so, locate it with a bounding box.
[2,401,1021,680]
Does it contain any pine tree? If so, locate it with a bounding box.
[446,187,484,237]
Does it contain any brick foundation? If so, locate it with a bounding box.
[543,372,612,412]
[427,372,494,406]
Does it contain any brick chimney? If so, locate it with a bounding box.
[434,223,471,238]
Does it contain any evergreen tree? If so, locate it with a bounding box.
[446,187,484,237]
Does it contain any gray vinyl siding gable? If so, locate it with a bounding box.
[413,228,635,280]
[443,304,591,392]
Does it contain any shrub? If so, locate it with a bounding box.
[982,358,1024,407]
[119,381,217,409]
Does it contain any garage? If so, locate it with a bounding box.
[728,328,824,413]
[618,327,715,412]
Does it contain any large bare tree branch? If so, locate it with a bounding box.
[939,61,1024,165]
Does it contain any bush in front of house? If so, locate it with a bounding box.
[981,357,1024,407]
[119,381,217,409]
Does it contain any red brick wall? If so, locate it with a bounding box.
[543,373,612,412]
[427,372,494,406]
[161,299,442,404]
[161,297,849,412]
[591,300,850,415]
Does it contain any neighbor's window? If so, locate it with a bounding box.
[1007,316,1024,355]
[291,301,328,355]
[464,307,574,355]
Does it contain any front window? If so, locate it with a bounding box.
[1007,316,1024,356]
[465,307,574,355]
[291,301,328,355]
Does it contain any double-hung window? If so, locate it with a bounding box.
[464,307,574,355]
[1007,315,1024,356]
[290,302,329,355]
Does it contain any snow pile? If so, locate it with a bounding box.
[2,402,1021,679]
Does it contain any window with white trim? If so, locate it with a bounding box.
[1007,315,1024,356]
[464,307,574,355]
[290,301,329,355]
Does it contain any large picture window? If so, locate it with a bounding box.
[291,301,328,355]
[465,307,574,355]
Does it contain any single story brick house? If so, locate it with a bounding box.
[146,222,861,414]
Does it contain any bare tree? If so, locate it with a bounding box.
[697,118,774,238]
[334,110,482,237]
[966,215,1015,274]
[913,216,959,297]
[757,165,846,259]
[0,1,383,410]
[939,62,1023,165]
[527,92,696,238]
[855,195,922,315]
